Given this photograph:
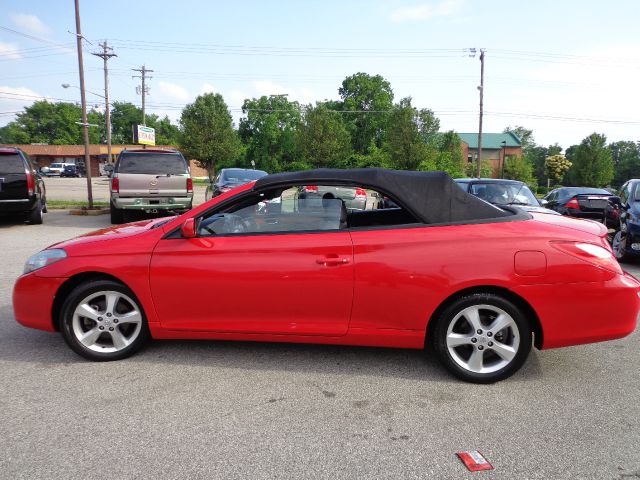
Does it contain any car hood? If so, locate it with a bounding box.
[47,217,171,251]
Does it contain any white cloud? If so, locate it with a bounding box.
[156,81,190,102]
[199,83,216,95]
[10,13,49,36]
[0,86,49,126]
[390,0,463,22]
[0,41,22,60]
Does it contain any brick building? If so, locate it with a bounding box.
[458,132,523,178]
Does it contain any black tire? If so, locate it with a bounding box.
[110,202,124,224]
[612,230,630,262]
[28,200,43,224]
[59,279,150,361]
[41,198,48,214]
[432,293,532,383]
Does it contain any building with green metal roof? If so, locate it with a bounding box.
[459,132,523,178]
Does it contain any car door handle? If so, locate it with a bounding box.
[316,256,350,266]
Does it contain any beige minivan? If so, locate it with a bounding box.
[110,148,193,224]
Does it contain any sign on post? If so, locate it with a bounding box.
[134,125,156,146]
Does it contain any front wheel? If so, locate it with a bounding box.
[59,280,150,361]
[433,293,532,383]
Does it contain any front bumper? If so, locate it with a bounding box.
[112,195,192,210]
[512,272,640,349]
[13,273,66,331]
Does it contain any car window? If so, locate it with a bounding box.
[620,183,629,203]
[469,183,538,206]
[198,186,346,236]
[0,154,25,174]
[117,153,188,175]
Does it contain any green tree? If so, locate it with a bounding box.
[504,155,537,188]
[338,73,394,154]
[239,95,301,173]
[544,154,572,184]
[296,103,351,168]
[434,130,465,177]
[179,93,241,179]
[503,125,535,152]
[383,97,433,170]
[568,133,614,187]
[610,141,640,186]
[0,100,103,144]
[110,102,179,145]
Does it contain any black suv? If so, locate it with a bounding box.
[0,147,47,224]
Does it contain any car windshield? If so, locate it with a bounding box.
[222,169,268,184]
[50,163,63,168]
[0,154,24,174]
[470,182,538,206]
[117,153,187,175]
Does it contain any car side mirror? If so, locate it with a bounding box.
[539,199,549,207]
[181,218,197,238]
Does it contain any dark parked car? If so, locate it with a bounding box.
[455,178,559,215]
[205,168,268,200]
[0,147,47,224]
[605,179,640,261]
[60,164,81,177]
[542,187,611,219]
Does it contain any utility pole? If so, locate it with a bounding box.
[73,0,93,208]
[132,65,153,126]
[476,49,485,179]
[92,41,116,166]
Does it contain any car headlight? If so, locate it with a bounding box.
[23,249,67,274]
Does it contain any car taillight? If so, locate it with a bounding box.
[565,197,580,209]
[186,177,193,193]
[25,170,35,195]
[551,241,622,274]
[304,185,318,193]
[355,188,367,198]
[111,177,119,193]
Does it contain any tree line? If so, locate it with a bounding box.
[1,72,638,189]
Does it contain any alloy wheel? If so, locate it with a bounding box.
[445,304,520,374]
[72,290,143,353]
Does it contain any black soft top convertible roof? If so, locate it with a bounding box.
[254,168,510,224]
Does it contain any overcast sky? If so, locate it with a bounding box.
[1,0,639,149]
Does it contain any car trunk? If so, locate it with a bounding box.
[575,194,610,213]
[115,153,189,197]
[0,154,27,200]
[117,172,189,197]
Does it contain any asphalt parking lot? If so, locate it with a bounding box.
[1,211,639,479]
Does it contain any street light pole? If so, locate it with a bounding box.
[501,140,507,179]
[73,0,93,208]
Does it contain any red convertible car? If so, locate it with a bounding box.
[13,169,640,383]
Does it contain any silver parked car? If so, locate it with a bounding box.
[110,148,193,224]
[298,185,368,210]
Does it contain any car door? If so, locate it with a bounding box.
[149,187,354,336]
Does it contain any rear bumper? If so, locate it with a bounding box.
[112,195,192,210]
[13,273,66,331]
[565,208,603,219]
[512,273,640,349]
[0,196,38,215]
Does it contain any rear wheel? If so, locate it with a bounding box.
[433,293,532,383]
[59,280,149,361]
[28,200,43,225]
[110,202,124,224]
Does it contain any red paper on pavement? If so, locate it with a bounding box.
[456,450,494,472]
